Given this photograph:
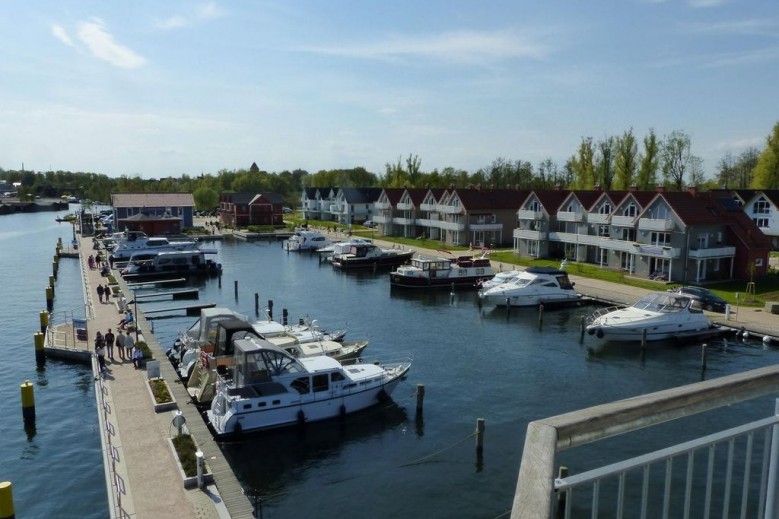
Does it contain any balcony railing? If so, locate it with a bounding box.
[514,229,547,240]
[587,213,610,224]
[518,210,543,220]
[374,201,390,210]
[420,203,436,211]
[688,246,736,259]
[392,217,416,225]
[438,220,465,231]
[611,215,636,227]
[511,364,779,519]
[638,218,675,231]
[396,202,413,210]
[556,211,584,222]
[469,223,502,231]
[373,215,389,224]
[436,205,463,214]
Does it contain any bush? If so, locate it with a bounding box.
[171,434,198,477]
[136,340,153,359]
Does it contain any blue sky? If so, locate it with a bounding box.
[2,1,777,180]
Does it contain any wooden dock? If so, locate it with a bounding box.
[134,289,200,301]
[125,277,187,288]
[143,303,216,316]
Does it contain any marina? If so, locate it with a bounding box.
[4,210,779,518]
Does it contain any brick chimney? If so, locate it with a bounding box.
[686,186,698,197]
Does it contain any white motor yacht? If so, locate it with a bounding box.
[585,292,714,343]
[478,266,581,307]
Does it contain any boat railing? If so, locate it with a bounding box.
[584,305,623,325]
[511,364,779,519]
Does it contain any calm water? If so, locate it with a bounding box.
[3,213,779,518]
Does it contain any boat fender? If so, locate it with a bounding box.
[297,409,306,425]
[596,328,604,339]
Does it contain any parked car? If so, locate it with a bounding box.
[363,220,376,228]
[670,286,728,313]
[282,207,293,214]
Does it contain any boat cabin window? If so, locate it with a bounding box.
[556,275,574,290]
[312,374,329,393]
[331,372,345,382]
[291,377,310,394]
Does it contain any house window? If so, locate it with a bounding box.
[624,204,637,217]
[650,232,670,246]
[599,203,612,215]
[529,201,541,212]
[754,218,769,228]
[753,199,770,214]
[621,228,636,242]
[598,225,609,237]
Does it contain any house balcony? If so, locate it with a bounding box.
[436,205,463,214]
[513,229,548,240]
[420,203,436,211]
[587,213,610,224]
[556,211,584,223]
[632,243,681,258]
[416,218,441,228]
[397,202,413,210]
[373,215,390,224]
[611,215,636,227]
[638,218,674,231]
[392,217,416,226]
[548,232,603,246]
[439,220,466,231]
[469,223,503,231]
[374,201,391,210]
[688,246,736,259]
[517,209,543,220]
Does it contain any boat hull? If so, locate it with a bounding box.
[332,251,414,269]
[481,293,582,307]
[389,272,492,289]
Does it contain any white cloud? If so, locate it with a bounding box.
[688,0,728,7]
[51,24,75,47]
[716,137,764,151]
[155,2,225,30]
[300,30,550,65]
[76,18,146,69]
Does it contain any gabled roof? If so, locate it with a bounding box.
[529,190,570,214]
[340,187,383,203]
[302,187,319,199]
[380,188,406,204]
[453,188,527,210]
[118,212,181,222]
[112,193,195,208]
[405,188,431,206]
[222,192,256,204]
[250,192,284,205]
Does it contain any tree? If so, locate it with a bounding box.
[193,186,219,211]
[569,137,595,189]
[660,130,693,191]
[595,137,615,190]
[405,154,422,187]
[751,122,779,189]
[614,128,638,189]
[637,129,659,190]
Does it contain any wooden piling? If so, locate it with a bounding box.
[475,418,485,452]
[39,311,49,334]
[254,293,259,316]
[416,384,425,415]
[579,316,585,343]
[282,308,288,326]
[538,304,544,328]
[641,329,647,349]
[20,380,35,425]
[701,343,708,371]
[34,332,45,364]
[268,300,274,321]
[45,286,53,310]
[234,280,238,299]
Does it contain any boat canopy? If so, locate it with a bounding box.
[632,292,692,313]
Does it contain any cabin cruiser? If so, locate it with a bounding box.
[331,243,414,269]
[283,230,331,252]
[478,267,581,307]
[585,292,714,343]
[477,269,523,290]
[316,238,373,261]
[207,337,411,437]
[389,252,493,289]
[120,249,220,277]
[109,233,199,263]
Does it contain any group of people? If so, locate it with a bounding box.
[96,283,113,304]
[94,327,144,372]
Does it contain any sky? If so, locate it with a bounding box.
[2,1,778,180]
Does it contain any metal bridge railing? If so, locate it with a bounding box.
[511,365,779,519]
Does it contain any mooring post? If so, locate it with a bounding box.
[20,380,35,425]
[282,308,288,326]
[254,293,259,316]
[0,481,14,519]
[196,450,205,488]
[33,332,45,364]
[641,328,648,349]
[234,280,238,299]
[506,298,511,317]
[416,384,425,416]
[475,418,485,453]
[39,310,49,335]
[579,315,585,343]
[701,343,708,371]
[268,300,273,321]
[538,304,544,329]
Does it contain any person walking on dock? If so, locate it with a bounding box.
[116,329,126,360]
[103,284,111,304]
[96,284,104,304]
[104,328,115,361]
[124,332,134,360]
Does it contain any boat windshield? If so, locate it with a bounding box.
[509,277,532,287]
[632,293,688,313]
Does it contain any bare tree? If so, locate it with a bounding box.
[660,130,693,191]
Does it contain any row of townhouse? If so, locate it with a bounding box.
[300,186,771,284]
[299,187,382,225]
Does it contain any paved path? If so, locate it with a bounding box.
[77,237,228,519]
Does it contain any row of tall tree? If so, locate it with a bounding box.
[2,123,777,208]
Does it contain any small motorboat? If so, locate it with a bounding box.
[207,337,411,438]
[283,230,331,252]
[478,266,581,307]
[389,252,493,289]
[585,292,714,343]
[477,269,523,290]
[331,243,414,269]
